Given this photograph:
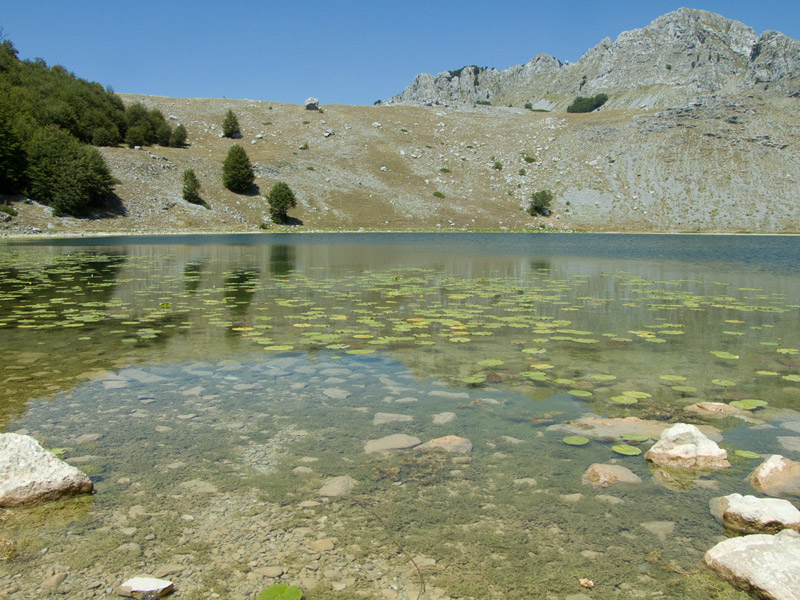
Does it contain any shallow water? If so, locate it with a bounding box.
[1,233,798,599]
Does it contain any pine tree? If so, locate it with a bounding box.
[182,168,201,204]
[222,145,254,193]
[169,124,187,148]
[222,109,240,138]
[267,181,298,224]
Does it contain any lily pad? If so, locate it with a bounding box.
[620,433,650,442]
[611,444,642,456]
[710,350,739,360]
[729,399,768,410]
[733,450,762,459]
[562,436,589,446]
[477,359,504,367]
[610,395,638,405]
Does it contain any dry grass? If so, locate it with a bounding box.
[2,94,799,236]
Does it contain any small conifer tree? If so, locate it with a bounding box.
[222,110,240,138]
[527,189,553,216]
[267,181,298,224]
[182,169,201,204]
[222,144,254,193]
[169,124,187,148]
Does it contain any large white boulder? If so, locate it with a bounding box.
[0,433,93,507]
[710,493,800,534]
[703,529,800,599]
[749,455,800,497]
[644,423,730,469]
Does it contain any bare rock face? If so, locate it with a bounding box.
[703,529,800,599]
[644,423,730,469]
[388,8,800,109]
[710,493,800,534]
[0,433,93,507]
[749,455,800,497]
[582,463,642,487]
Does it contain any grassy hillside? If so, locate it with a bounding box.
[2,94,799,235]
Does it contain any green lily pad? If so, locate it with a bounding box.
[568,389,593,397]
[562,436,590,446]
[462,374,487,384]
[733,450,762,459]
[710,350,739,360]
[729,399,767,410]
[712,379,736,387]
[477,358,504,367]
[620,433,649,442]
[610,395,638,405]
[611,444,642,456]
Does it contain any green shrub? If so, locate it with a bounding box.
[0,109,26,194]
[476,100,491,106]
[439,167,451,173]
[566,93,608,113]
[524,102,533,110]
[222,144,254,193]
[169,124,187,148]
[519,168,526,176]
[25,126,117,216]
[256,583,302,600]
[0,204,18,216]
[492,161,503,171]
[124,103,173,147]
[182,169,201,204]
[433,191,445,199]
[523,155,536,164]
[267,181,298,224]
[222,109,240,138]
[527,189,553,217]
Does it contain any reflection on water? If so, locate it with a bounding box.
[0,234,798,599]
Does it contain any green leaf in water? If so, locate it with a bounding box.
[729,399,767,410]
[562,436,589,446]
[620,433,649,442]
[611,444,642,456]
[733,450,762,459]
[710,350,739,360]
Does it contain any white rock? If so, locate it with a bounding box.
[0,433,93,507]
[117,576,174,599]
[749,455,800,497]
[710,493,800,534]
[644,423,730,469]
[432,412,457,425]
[703,529,800,599]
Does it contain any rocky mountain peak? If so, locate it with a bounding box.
[387,8,800,109]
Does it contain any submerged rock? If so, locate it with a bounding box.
[417,435,472,454]
[703,529,800,599]
[644,423,730,469]
[364,434,421,454]
[582,463,642,487]
[710,493,800,534]
[318,475,358,497]
[373,412,414,425]
[749,454,800,497]
[0,433,93,507]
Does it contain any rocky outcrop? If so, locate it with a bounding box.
[703,529,800,599]
[710,493,800,534]
[749,455,800,497]
[388,8,800,110]
[318,475,357,497]
[644,423,730,469]
[0,433,93,507]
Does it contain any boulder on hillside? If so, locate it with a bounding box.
[318,475,357,498]
[305,97,320,110]
[710,493,800,534]
[0,433,94,507]
[644,423,730,469]
[703,529,800,599]
[749,454,800,497]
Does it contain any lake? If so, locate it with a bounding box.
[1,233,798,600]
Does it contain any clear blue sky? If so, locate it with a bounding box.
[3,1,799,106]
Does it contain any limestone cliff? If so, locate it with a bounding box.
[387,8,800,109]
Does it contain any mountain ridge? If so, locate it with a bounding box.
[387,8,800,110]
